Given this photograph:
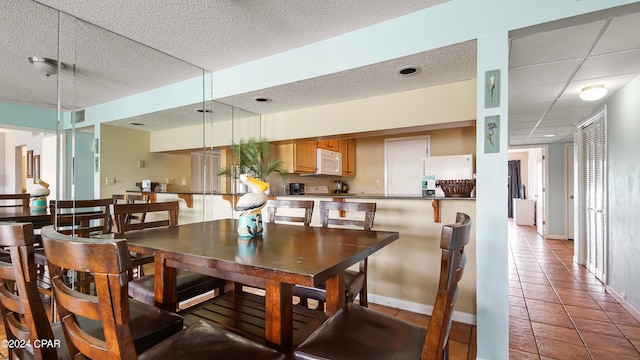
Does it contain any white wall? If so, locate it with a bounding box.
[1,129,55,196]
[607,74,640,313]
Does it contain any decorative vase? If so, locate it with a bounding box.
[237,214,263,237]
[235,179,248,194]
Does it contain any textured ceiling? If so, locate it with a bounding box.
[3,0,640,146]
[35,0,448,72]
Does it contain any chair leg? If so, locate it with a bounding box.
[233,282,244,294]
[359,281,368,307]
[443,341,450,360]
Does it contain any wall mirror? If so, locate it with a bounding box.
[1,0,261,223]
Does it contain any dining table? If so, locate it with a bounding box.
[124,218,399,347]
[0,206,51,228]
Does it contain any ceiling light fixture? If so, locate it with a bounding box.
[28,56,64,76]
[196,109,212,113]
[254,97,271,103]
[579,84,607,101]
[397,66,420,76]
[543,134,557,138]
[129,122,144,126]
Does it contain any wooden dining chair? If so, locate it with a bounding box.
[293,200,376,309]
[1,222,186,359]
[112,194,150,230]
[293,212,472,360]
[45,199,115,295]
[112,201,227,308]
[0,193,30,210]
[49,198,113,237]
[41,225,285,360]
[266,199,315,226]
[0,222,61,360]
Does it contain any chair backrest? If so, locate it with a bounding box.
[112,194,151,228]
[112,194,150,204]
[41,225,137,359]
[112,201,179,234]
[266,199,314,226]
[0,222,57,359]
[50,199,113,237]
[424,212,472,360]
[319,201,376,230]
[0,194,30,210]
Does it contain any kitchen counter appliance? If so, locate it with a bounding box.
[316,149,342,176]
[289,183,305,195]
[333,180,349,194]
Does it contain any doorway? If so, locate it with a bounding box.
[508,147,547,237]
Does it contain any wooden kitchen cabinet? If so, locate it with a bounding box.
[277,141,317,174]
[317,140,340,151]
[339,138,357,177]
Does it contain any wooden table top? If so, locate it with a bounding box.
[125,219,399,287]
[0,207,50,224]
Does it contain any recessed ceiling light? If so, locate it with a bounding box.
[129,122,144,126]
[196,109,212,113]
[543,134,556,138]
[254,97,272,103]
[397,66,421,76]
[579,84,607,101]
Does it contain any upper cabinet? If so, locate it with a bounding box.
[278,138,357,176]
[316,140,340,151]
[339,139,357,177]
[277,141,317,174]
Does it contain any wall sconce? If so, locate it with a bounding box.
[580,84,607,101]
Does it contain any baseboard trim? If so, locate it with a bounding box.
[605,286,640,323]
[545,235,568,240]
[368,293,477,325]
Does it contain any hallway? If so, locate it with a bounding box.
[509,222,640,359]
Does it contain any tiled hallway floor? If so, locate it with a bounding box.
[509,222,640,359]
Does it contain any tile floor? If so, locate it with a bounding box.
[509,221,640,359]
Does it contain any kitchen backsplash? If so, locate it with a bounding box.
[266,173,347,195]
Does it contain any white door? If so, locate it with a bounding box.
[580,111,607,281]
[529,148,546,237]
[384,136,430,196]
[566,144,575,240]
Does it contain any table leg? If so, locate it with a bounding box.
[154,257,177,311]
[324,272,346,316]
[264,279,293,347]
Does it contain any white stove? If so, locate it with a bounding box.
[304,185,330,195]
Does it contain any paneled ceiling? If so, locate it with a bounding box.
[3,1,640,146]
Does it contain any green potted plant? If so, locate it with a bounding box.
[242,137,287,182]
[218,137,287,193]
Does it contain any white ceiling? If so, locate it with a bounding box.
[3,0,640,146]
[509,5,640,145]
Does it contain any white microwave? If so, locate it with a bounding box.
[316,148,342,176]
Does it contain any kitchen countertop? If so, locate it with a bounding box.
[126,190,475,201]
[278,193,475,200]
